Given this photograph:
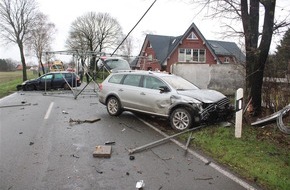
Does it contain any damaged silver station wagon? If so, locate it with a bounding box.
[98,70,233,131]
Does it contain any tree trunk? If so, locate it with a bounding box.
[242,0,276,116]
[18,42,27,81]
[39,58,45,75]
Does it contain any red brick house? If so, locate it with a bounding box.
[133,22,245,72]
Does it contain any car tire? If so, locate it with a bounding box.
[24,84,35,91]
[106,96,122,116]
[170,108,193,131]
[63,83,70,90]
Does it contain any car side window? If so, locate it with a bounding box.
[64,73,73,78]
[54,73,63,79]
[108,74,124,84]
[41,74,53,80]
[123,74,142,87]
[143,76,165,90]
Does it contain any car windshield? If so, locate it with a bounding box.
[105,59,131,71]
[160,75,199,90]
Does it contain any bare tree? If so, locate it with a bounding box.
[190,0,289,116]
[0,0,39,81]
[119,36,134,63]
[26,13,56,75]
[66,12,123,70]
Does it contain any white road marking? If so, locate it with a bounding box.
[138,117,257,190]
[44,102,54,120]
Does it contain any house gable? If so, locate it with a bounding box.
[136,22,244,71]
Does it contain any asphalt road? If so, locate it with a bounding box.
[0,89,258,190]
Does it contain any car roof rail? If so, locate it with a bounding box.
[111,70,134,73]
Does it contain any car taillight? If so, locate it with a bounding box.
[99,83,103,91]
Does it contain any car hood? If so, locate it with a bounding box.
[177,89,226,103]
[23,78,38,83]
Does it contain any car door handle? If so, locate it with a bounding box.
[140,92,146,95]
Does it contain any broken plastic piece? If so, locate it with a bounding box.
[136,180,145,189]
[105,141,115,145]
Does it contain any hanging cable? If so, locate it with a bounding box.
[111,0,157,56]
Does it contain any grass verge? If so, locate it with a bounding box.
[183,124,290,190]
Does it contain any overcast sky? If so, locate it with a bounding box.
[0,0,289,63]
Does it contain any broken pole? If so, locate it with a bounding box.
[128,125,204,154]
[0,103,31,108]
[235,88,243,138]
[184,131,194,155]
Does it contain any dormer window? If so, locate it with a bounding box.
[187,32,198,40]
[172,38,176,44]
[224,57,230,63]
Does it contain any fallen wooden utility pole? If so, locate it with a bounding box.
[128,125,205,154]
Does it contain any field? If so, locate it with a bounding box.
[0,71,36,98]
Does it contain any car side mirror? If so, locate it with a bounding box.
[159,86,170,93]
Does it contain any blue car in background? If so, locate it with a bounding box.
[17,71,81,91]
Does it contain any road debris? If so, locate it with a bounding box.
[91,165,103,174]
[93,145,112,158]
[0,103,31,109]
[69,118,101,124]
[205,161,211,165]
[194,177,213,180]
[29,142,34,146]
[62,110,69,114]
[104,141,115,145]
[136,180,145,189]
[70,154,80,158]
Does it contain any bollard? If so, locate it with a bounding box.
[235,88,243,138]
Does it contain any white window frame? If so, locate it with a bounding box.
[178,48,206,63]
[187,32,198,40]
[224,57,230,63]
[148,54,153,61]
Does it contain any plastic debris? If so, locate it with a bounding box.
[136,180,145,189]
[105,141,115,145]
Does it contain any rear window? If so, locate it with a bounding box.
[105,59,130,71]
[108,74,124,84]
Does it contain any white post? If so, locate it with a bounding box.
[235,88,243,138]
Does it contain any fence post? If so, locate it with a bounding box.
[235,88,243,138]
